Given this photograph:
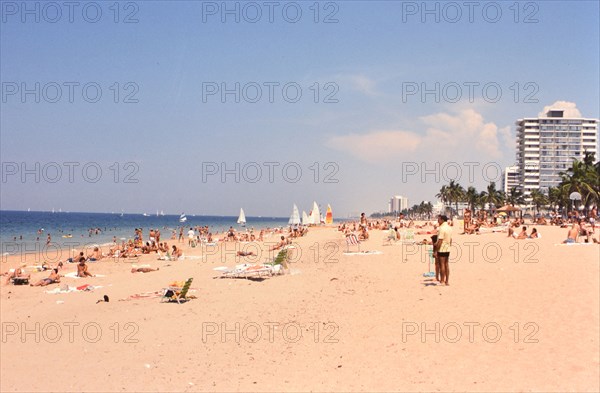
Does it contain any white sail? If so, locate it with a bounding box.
[237,208,246,225]
[288,204,300,225]
[301,211,309,225]
[179,213,187,223]
[311,202,321,225]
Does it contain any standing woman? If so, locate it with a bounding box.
[435,215,452,286]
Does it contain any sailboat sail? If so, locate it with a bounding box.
[325,204,333,224]
[179,213,187,223]
[301,211,309,225]
[311,202,321,225]
[288,204,300,225]
[237,208,246,225]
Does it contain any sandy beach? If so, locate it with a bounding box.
[1,224,598,392]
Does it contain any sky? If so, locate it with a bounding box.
[1,0,599,217]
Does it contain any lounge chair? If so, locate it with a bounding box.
[217,263,282,279]
[266,247,289,270]
[11,276,30,285]
[401,229,415,244]
[161,278,193,304]
[383,229,398,245]
[346,233,361,252]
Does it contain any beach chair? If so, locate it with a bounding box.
[265,247,289,270]
[161,278,193,304]
[126,255,140,263]
[383,229,398,245]
[346,233,361,252]
[218,263,280,279]
[11,276,30,285]
[401,229,415,244]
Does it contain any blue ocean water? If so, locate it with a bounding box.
[0,210,290,257]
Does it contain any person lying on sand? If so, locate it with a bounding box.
[30,269,61,286]
[237,251,256,256]
[77,260,94,277]
[131,267,159,273]
[3,266,31,285]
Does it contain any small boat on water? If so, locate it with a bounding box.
[237,208,246,227]
[179,213,187,223]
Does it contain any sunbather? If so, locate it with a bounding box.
[30,269,61,286]
[77,260,94,277]
[131,267,159,273]
[3,266,31,285]
[269,236,287,251]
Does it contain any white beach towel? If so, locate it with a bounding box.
[343,250,383,256]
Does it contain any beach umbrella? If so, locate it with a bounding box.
[496,205,521,212]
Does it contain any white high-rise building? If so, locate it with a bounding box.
[516,109,598,195]
[389,195,409,213]
[502,165,520,194]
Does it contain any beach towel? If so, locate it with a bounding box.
[64,272,105,278]
[554,243,596,246]
[343,250,383,256]
[45,285,103,294]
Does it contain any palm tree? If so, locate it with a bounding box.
[548,186,568,213]
[559,156,599,210]
[464,186,479,212]
[530,189,549,216]
[505,187,525,207]
[423,201,433,219]
[446,180,465,218]
[480,182,503,214]
[436,185,450,214]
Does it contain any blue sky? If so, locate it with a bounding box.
[1,0,599,217]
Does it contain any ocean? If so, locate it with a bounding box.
[0,210,291,257]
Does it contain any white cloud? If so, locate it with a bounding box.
[327,108,508,163]
[328,130,421,163]
[335,74,379,97]
[538,101,582,118]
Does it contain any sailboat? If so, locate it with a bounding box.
[325,204,333,224]
[160,210,165,216]
[179,213,187,223]
[237,208,246,227]
[142,213,149,217]
[301,211,309,225]
[310,201,321,225]
[288,204,300,225]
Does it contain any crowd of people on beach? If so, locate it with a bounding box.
[3,205,598,290]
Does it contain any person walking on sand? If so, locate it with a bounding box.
[187,227,195,246]
[435,215,452,286]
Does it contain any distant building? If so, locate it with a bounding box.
[516,108,598,195]
[389,195,409,213]
[502,165,520,194]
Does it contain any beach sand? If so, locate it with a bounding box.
[1,225,599,392]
